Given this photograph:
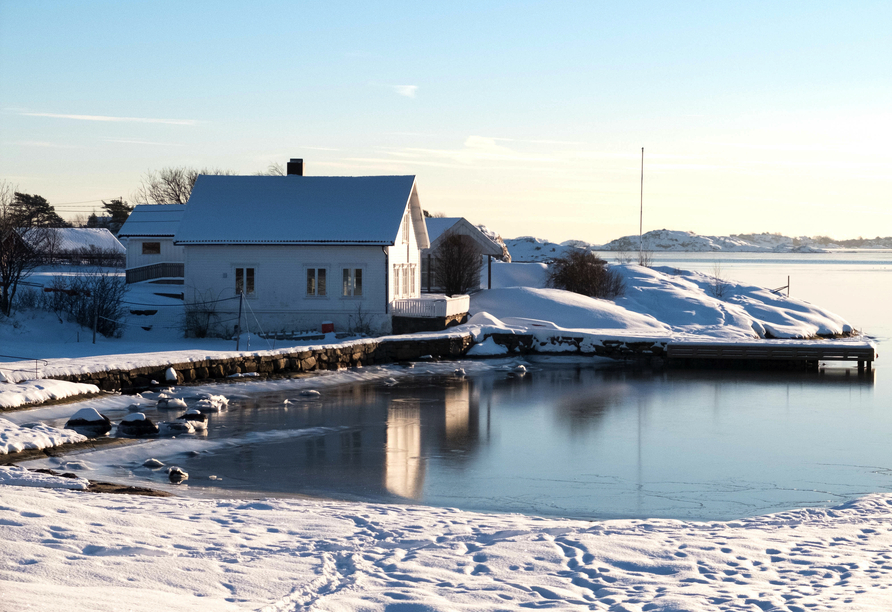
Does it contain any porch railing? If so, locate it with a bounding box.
[392,294,470,318]
[125,262,185,284]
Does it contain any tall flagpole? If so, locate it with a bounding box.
[639,147,644,264]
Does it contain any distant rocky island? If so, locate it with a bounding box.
[502,229,892,262]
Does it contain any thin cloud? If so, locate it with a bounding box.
[393,85,418,98]
[12,141,82,149]
[15,111,198,126]
[105,138,185,147]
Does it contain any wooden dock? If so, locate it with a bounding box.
[666,341,877,371]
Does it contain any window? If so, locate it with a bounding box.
[235,267,255,296]
[393,264,417,297]
[142,242,161,255]
[307,267,327,296]
[342,268,362,296]
[402,212,410,244]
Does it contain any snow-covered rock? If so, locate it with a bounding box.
[64,408,112,436]
[117,413,158,437]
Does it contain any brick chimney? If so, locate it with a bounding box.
[286,158,304,176]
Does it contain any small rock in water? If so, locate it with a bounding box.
[195,394,229,413]
[143,458,165,468]
[453,368,466,377]
[383,377,398,386]
[209,475,221,481]
[513,364,527,373]
[65,408,112,437]
[188,450,201,456]
[157,397,188,409]
[118,413,159,437]
[300,389,321,397]
[150,380,159,385]
[126,403,143,412]
[167,467,188,484]
[159,420,195,435]
[178,409,208,430]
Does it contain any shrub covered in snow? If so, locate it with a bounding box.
[546,251,625,300]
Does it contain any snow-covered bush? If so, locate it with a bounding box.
[546,251,625,300]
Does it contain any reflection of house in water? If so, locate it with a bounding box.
[214,377,482,502]
[383,381,480,499]
[385,404,424,499]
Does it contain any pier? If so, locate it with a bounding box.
[667,340,877,372]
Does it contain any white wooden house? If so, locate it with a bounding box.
[117,205,186,284]
[174,169,434,335]
[421,217,506,292]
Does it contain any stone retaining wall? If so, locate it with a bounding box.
[50,334,474,392]
[43,332,670,393]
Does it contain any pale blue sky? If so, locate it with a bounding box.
[2,1,890,243]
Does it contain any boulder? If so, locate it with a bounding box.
[178,409,208,430]
[168,466,188,484]
[65,408,112,437]
[117,413,159,437]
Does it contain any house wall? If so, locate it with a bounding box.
[388,202,422,302]
[184,244,391,335]
[126,238,185,269]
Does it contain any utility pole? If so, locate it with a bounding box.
[235,292,244,351]
[639,147,644,264]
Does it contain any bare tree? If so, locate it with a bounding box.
[547,250,625,300]
[433,234,482,296]
[134,166,235,204]
[257,162,285,176]
[0,180,52,316]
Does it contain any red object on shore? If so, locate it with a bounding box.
[321,321,334,333]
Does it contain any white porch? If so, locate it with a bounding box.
[391,294,470,318]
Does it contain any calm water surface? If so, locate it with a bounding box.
[155,253,892,520]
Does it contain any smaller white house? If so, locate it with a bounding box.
[421,217,507,292]
[19,227,125,266]
[117,205,186,284]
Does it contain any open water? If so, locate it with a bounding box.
[107,252,892,520]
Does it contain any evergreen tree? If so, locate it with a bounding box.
[12,192,69,227]
[101,198,133,234]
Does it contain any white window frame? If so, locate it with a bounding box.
[342,267,363,297]
[235,266,256,298]
[402,212,410,244]
[306,266,328,298]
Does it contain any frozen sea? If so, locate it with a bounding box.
[29,251,892,522]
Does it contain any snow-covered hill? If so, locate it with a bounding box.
[505,230,892,261]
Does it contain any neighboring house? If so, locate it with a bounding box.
[174,168,433,335]
[421,217,506,292]
[117,205,186,284]
[19,227,125,266]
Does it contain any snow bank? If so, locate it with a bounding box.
[615,265,853,339]
[2,486,892,611]
[0,466,89,489]
[0,417,87,454]
[0,379,99,409]
[471,287,668,333]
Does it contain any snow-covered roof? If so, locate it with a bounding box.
[20,228,124,253]
[117,205,185,238]
[424,217,503,256]
[175,175,423,245]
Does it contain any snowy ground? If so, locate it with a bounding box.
[3,470,892,611]
[0,262,886,609]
